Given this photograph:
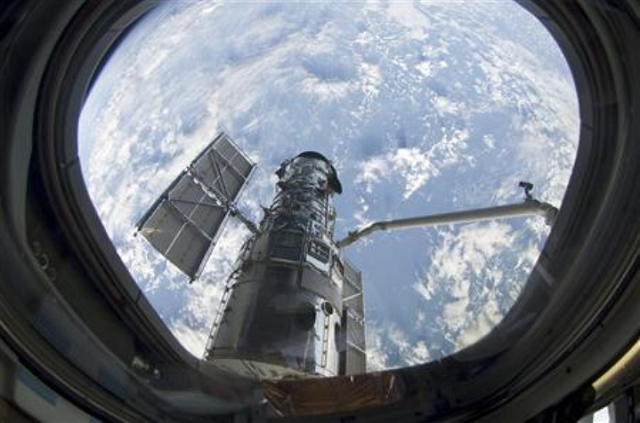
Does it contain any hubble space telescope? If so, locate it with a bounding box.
[136,132,558,380]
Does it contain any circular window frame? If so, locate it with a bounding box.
[0,0,638,421]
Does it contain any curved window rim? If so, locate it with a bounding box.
[4,0,636,421]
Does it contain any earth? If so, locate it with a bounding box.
[79,0,579,372]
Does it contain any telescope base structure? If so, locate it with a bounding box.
[207,237,344,379]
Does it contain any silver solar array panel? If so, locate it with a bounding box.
[136,133,255,280]
[341,259,366,375]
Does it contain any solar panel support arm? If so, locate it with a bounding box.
[228,207,260,235]
[338,184,558,248]
[187,167,260,235]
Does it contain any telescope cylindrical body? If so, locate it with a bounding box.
[206,152,345,379]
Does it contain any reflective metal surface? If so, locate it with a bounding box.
[206,152,364,379]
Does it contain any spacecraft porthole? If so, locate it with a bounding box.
[77,0,579,377]
[2,0,638,420]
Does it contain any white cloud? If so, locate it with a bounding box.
[386,2,429,40]
[355,128,470,200]
[366,321,432,371]
[456,291,501,347]
[433,95,459,115]
[355,156,391,193]
[170,320,209,357]
[365,322,389,372]
[414,222,522,349]
[413,341,431,362]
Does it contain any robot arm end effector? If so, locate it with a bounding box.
[519,181,559,226]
